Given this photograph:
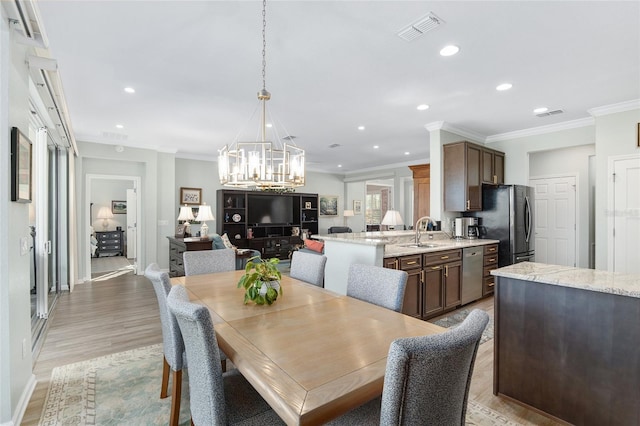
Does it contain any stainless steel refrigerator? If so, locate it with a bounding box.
[470,185,534,267]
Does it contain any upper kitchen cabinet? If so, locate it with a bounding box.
[444,141,482,212]
[409,164,430,225]
[482,148,505,184]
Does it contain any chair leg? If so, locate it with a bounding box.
[221,358,227,372]
[170,369,182,426]
[161,356,170,398]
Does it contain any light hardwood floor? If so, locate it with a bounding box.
[23,273,561,425]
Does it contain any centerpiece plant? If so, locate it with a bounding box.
[237,256,283,305]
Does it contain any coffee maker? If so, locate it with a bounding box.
[466,217,479,239]
[453,217,479,239]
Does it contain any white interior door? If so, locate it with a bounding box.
[612,157,640,274]
[531,176,577,267]
[126,188,137,266]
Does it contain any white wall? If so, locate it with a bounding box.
[529,144,595,267]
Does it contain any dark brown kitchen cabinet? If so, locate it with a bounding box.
[443,142,482,212]
[385,255,423,318]
[444,141,505,211]
[409,164,430,224]
[482,149,505,184]
[482,244,499,296]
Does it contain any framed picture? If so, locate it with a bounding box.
[319,195,338,216]
[353,200,362,214]
[180,187,202,205]
[305,201,312,209]
[10,127,32,203]
[175,224,186,238]
[112,200,127,214]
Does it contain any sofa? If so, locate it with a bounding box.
[328,226,352,234]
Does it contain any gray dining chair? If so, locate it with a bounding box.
[166,285,277,425]
[144,263,187,426]
[183,249,235,276]
[346,263,408,312]
[289,250,327,287]
[328,309,489,425]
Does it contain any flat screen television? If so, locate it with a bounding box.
[247,194,294,225]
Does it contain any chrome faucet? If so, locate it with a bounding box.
[415,216,435,244]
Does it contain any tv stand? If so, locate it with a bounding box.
[216,190,318,260]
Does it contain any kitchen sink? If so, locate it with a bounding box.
[398,242,442,248]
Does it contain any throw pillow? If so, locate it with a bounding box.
[304,239,324,253]
[221,233,235,249]
[211,234,226,250]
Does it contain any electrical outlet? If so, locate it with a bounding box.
[20,237,29,256]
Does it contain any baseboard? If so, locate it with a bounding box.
[10,373,36,426]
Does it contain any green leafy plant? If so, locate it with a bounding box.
[237,256,283,305]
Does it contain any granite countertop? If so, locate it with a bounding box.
[492,262,640,298]
[317,230,499,257]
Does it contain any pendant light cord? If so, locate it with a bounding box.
[262,0,267,91]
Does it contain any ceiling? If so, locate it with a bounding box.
[34,1,640,173]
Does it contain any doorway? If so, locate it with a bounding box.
[85,174,142,282]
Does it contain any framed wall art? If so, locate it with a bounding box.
[10,127,32,203]
[353,200,362,214]
[319,195,338,216]
[111,200,127,214]
[180,187,202,205]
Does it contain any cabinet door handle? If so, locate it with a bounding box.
[466,200,470,210]
[406,260,417,265]
[431,266,441,270]
[445,265,449,277]
[421,270,425,282]
[493,174,497,184]
[395,259,399,269]
[440,255,449,260]
[488,257,496,262]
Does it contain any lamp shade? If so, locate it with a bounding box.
[177,205,195,221]
[343,209,355,217]
[97,206,113,219]
[381,210,403,226]
[195,205,215,222]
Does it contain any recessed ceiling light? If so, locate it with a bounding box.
[358,126,365,131]
[496,83,512,91]
[533,107,548,114]
[338,164,342,168]
[266,123,273,128]
[404,152,410,155]
[439,45,460,56]
[373,145,379,149]
[417,104,429,111]
[124,87,135,94]
[115,124,124,129]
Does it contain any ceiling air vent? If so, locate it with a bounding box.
[536,109,564,117]
[397,12,443,42]
[282,135,297,141]
[328,143,341,148]
[102,131,128,141]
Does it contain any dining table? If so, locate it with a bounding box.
[171,270,446,425]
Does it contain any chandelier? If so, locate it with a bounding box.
[217,0,305,190]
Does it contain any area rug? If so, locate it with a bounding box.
[431,308,495,344]
[40,345,518,425]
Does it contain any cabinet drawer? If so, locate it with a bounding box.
[483,276,495,294]
[484,264,498,277]
[99,243,121,250]
[484,254,498,266]
[98,232,121,240]
[399,255,421,270]
[484,244,498,255]
[423,249,462,266]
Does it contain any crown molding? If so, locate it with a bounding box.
[424,121,485,143]
[485,117,594,143]
[587,99,640,117]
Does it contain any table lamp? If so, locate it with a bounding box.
[177,205,195,237]
[196,203,215,238]
[343,209,354,227]
[97,206,113,231]
[381,209,403,231]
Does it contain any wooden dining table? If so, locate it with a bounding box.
[171,270,446,425]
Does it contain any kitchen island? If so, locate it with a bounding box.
[492,262,640,425]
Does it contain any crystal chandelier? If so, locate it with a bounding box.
[217,0,305,190]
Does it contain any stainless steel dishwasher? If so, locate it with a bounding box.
[461,246,483,305]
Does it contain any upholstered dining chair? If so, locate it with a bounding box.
[144,263,187,426]
[183,248,235,276]
[346,263,408,312]
[289,250,327,287]
[166,285,278,425]
[327,309,489,426]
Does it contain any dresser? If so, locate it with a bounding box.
[95,230,124,257]
[167,236,213,277]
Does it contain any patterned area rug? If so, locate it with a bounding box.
[40,344,518,425]
[431,308,495,344]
